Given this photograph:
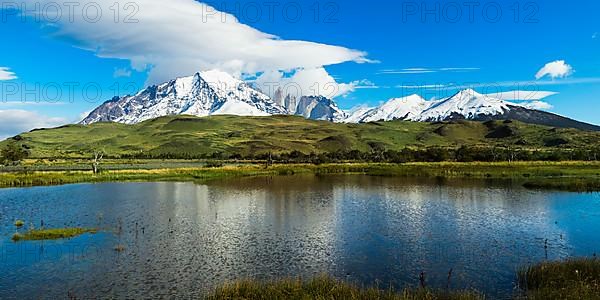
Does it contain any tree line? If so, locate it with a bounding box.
[3,141,600,165]
[0,142,30,165]
[120,146,600,163]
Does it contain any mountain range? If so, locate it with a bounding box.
[81,70,346,124]
[347,89,600,131]
[81,70,600,131]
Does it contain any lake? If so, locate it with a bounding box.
[0,175,599,299]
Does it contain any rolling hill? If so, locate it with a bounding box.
[4,115,600,159]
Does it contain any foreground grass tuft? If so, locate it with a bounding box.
[518,258,600,299]
[11,227,97,241]
[207,276,483,300]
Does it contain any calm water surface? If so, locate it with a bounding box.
[0,175,599,299]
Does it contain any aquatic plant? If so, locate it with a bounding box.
[11,228,97,241]
[11,233,22,241]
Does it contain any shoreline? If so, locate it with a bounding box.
[1,161,599,191]
[206,258,600,299]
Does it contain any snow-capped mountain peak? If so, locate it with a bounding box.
[166,72,204,99]
[417,89,510,121]
[80,69,348,125]
[80,70,285,125]
[199,70,245,98]
[295,95,348,122]
[344,105,374,123]
[347,89,516,123]
[453,88,481,97]
[200,69,240,86]
[346,94,430,123]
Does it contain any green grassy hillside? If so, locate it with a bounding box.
[3,115,600,159]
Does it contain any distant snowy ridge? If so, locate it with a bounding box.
[346,89,516,123]
[345,89,600,131]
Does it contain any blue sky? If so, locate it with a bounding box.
[1,0,599,137]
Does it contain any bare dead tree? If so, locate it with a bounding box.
[507,146,516,163]
[92,151,104,174]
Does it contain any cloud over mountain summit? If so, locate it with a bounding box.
[16,0,369,89]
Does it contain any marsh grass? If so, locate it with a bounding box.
[1,162,600,191]
[0,162,600,192]
[517,258,600,299]
[11,228,97,241]
[523,178,600,192]
[207,276,483,300]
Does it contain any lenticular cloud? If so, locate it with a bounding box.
[13,0,369,85]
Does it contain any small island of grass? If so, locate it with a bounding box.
[12,227,97,242]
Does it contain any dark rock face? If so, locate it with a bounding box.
[432,105,600,132]
[472,105,600,132]
[544,137,570,147]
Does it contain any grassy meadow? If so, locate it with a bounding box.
[0,115,599,190]
[2,115,600,159]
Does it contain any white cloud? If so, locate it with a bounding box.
[485,90,559,101]
[484,90,557,111]
[409,77,600,93]
[353,80,379,89]
[379,67,479,75]
[593,32,598,39]
[113,68,132,78]
[438,67,480,72]
[379,68,435,74]
[15,0,369,87]
[254,67,371,99]
[0,67,17,80]
[535,60,573,80]
[521,101,554,110]
[0,110,66,140]
[381,70,436,75]
[78,110,92,122]
[396,84,447,89]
